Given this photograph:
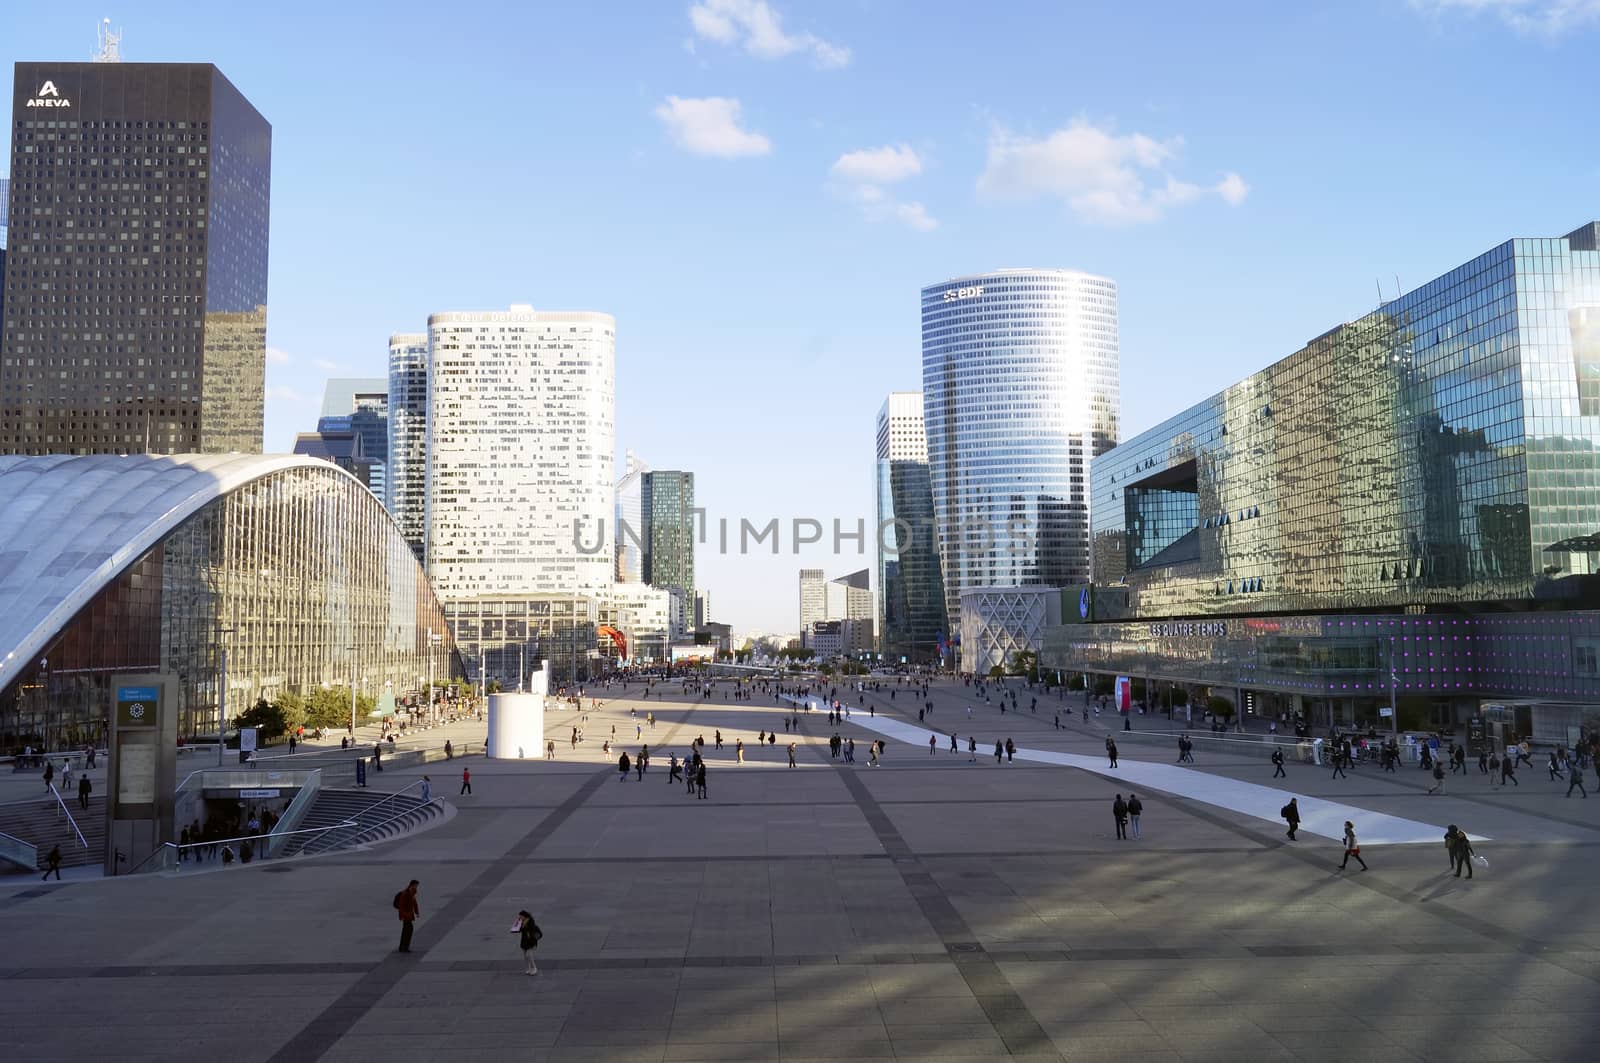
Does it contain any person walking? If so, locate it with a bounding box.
[1548,751,1565,781]
[1112,795,1129,840]
[617,751,631,781]
[1338,821,1368,871]
[1005,738,1016,763]
[41,844,62,881]
[1427,761,1447,795]
[1500,753,1518,786]
[394,880,420,953]
[994,740,1004,764]
[1106,737,1119,768]
[1566,763,1588,798]
[695,761,708,799]
[635,751,645,780]
[1282,797,1301,840]
[1127,793,1143,838]
[421,775,432,803]
[42,759,54,793]
[1331,753,1347,780]
[1271,747,1286,778]
[1447,825,1476,878]
[77,774,92,810]
[736,739,745,764]
[928,734,937,756]
[968,736,977,763]
[950,732,959,753]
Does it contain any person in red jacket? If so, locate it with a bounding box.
[460,767,472,795]
[394,880,420,953]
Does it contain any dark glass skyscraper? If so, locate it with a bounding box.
[1,63,271,454]
[642,470,695,635]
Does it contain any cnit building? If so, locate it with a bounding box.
[1044,222,1600,745]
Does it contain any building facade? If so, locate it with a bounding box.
[798,568,826,636]
[0,455,460,751]
[387,333,428,564]
[960,586,1061,676]
[425,305,615,684]
[921,269,1120,632]
[2,63,271,455]
[642,470,695,636]
[614,450,649,583]
[1046,222,1600,741]
[876,391,946,663]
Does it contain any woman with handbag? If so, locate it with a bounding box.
[512,910,543,975]
[1338,821,1367,870]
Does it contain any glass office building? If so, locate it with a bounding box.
[387,333,428,565]
[2,63,271,455]
[0,455,460,752]
[642,470,695,638]
[1045,222,1600,740]
[921,269,1120,633]
[876,391,946,663]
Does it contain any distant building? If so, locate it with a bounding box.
[693,590,713,628]
[614,450,650,582]
[642,470,695,635]
[695,622,733,656]
[798,568,827,634]
[876,391,945,663]
[293,425,376,490]
[387,333,428,563]
[828,568,874,623]
[960,587,1060,675]
[607,583,673,664]
[321,377,388,419]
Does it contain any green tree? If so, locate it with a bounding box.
[988,664,1005,679]
[273,690,307,735]
[1009,650,1037,677]
[1207,695,1235,721]
[235,696,288,742]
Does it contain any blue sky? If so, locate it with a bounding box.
[5,1,1600,635]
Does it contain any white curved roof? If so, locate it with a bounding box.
[0,453,363,694]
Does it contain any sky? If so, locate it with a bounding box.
[5,0,1600,637]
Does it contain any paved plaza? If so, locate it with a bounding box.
[1,680,1597,1062]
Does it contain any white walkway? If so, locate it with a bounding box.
[785,695,1483,845]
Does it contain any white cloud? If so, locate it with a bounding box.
[1411,0,1600,33]
[830,143,922,184]
[265,385,315,405]
[265,346,291,365]
[1217,172,1250,206]
[688,0,850,67]
[828,144,937,231]
[655,95,772,158]
[976,119,1246,225]
[312,357,341,373]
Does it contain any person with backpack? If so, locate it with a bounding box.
[393,880,420,953]
[1427,760,1447,795]
[1112,795,1128,840]
[512,910,542,975]
[1271,747,1286,778]
[1445,825,1475,878]
[1282,797,1301,840]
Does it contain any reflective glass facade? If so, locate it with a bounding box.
[642,471,694,637]
[921,269,1120,632]
[0,458,459,751]
[387,334,428,565]
[1046,223,1600,738]
[876,391,945,662]
[445,596,597,687]
[1,63,270,454]
[1092,223,1600,618]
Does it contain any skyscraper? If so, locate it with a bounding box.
[1,63,271,454]
[798,568,827,637]
[425,305,615,685]
[425,305,615,599]
[317,379,387,503]
[387,333,428,564]
[876,391,945,663]
[642,470,695,637]
[614,450,650,582]
[321,377,388,419]
[921,270,1120,630]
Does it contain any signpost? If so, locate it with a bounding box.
[106,673,177,875]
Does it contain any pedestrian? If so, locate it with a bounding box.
[1338,821,1368,871]
[511,909,543,975]
[1500,753,1518,786]
[41,844,62,881]
[1005,738,1016,763]
[928,734,936,755]
[444,740,453,759]
[1567,764,1589,798]
[1427,761,1446,795]
[421,775,431,803]
[1478,748,1489,774]
[994,740,1004,764]
[1282,797,1301,840]
[373,743,383,772]
[1112,795,1128,840]
[1271,747,1286,778]
[1548,751,1565,781]
[1446,825,1476,878]
[696,761,708,799]
[546,739,556,759]
[736,739,745,764]
[1331,753,1347,780]
[635,752,645,780]
[968,736,977,763]
[618,751,631,780]
[1127,793,1143,838]
[1106,737,1118,768]
[60,759,72,790]
[460,767,472,795]
[393,880,420,952]
[950,732,959,753]
[77,774,92,810]
[787,742,797,767]
[42,760,54,792]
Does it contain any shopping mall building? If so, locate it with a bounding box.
[0,454,461,751]
[1043,222,1600,744]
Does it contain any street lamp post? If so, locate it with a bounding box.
[346,645,357,737]
[214,627,234,766]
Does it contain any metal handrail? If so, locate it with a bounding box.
[300,783,430,856]
[127,819,361,875]
[0,829,38,872]
[264,768,323,858]
[46,785,88,850]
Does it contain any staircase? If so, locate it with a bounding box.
[277,788,442,857]
[0,793,103,873]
